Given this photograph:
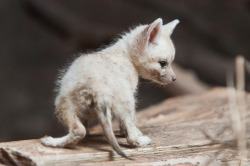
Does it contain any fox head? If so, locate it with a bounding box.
[128,18,179,85]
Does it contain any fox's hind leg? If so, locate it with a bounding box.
[41,97,86,147]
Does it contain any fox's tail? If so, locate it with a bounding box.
[96,104,132,160]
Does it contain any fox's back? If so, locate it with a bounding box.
[58,52,138,98]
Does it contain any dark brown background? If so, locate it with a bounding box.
[0,0,249,142]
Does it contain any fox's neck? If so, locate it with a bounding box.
[101,38,140,89]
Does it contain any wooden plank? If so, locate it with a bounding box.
[0,88,249,166]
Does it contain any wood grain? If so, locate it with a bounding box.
[0,88,249,166]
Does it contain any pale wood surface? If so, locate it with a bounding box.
[0,88,249,166]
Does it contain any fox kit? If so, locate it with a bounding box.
[41,18,179,159]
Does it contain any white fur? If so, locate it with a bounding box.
[41,136,69,147]
[41,18,179,158]
[137,136,152,146]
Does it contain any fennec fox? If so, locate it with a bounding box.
[41,18,179,159]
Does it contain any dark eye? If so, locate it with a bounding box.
[159,61,167,67]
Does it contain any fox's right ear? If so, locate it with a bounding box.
[163,19,179,36]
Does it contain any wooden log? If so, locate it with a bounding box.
[0,88,249,166]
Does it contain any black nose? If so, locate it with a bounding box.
[172,75,176,81]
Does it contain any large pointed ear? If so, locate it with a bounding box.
[163,19,179,36]
[134,18,162,54]
[144,18,163,45]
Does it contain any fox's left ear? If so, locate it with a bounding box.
[134,18,163,54]
[163,19,179,36]
[146,18,163,44]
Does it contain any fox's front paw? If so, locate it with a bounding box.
[41,136,60,147]
[128,135,152,147]
[137,136,152,146]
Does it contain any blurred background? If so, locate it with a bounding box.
[0,0,249,142]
